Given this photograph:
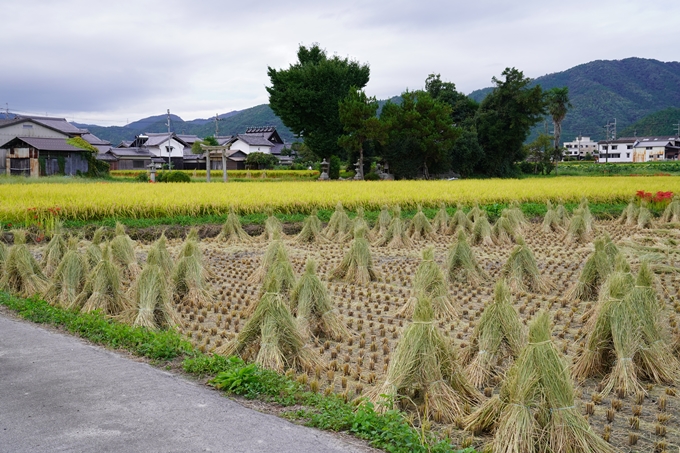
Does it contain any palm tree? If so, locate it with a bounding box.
[546,87,571,172]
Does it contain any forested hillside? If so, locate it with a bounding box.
[469,58,680,142]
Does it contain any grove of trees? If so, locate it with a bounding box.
[267,44,569,179]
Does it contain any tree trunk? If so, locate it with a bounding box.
[553,120,562,175]
[358,146,364,180]
[423,161,430,180]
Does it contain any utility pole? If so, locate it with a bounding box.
[674,121,680,138]
[604,122,610,164]
[166,109,172,169]
[5,103,9,119]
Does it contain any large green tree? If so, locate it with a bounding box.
[380,90,460,179]
[266,44,370,159]
[475,68,545,177]
[338,87,386,179]
[425,74,483,177]
[545,87,571,172]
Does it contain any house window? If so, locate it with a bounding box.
[611,145,618,150]
[22,124,33,129]
[602,145,608,151]
[626,153,630,158]
[133,160,145,169]
[646,147,652,150]
[627,145,632,149]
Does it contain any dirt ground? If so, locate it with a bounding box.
[32,219,680,452]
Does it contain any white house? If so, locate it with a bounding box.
[632,137,680,162]
[224,127,286,155]
[130,132,188,169]
[563,136,598,159]
[597,138,636,163]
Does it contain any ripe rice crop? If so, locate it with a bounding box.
[1,176,679,224]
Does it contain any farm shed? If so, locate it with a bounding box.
[0,137,90,177]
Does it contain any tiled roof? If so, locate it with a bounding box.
[7,137,85,152]
[109,147,155,158]
[237,135,273,147]
[19,115,86,134]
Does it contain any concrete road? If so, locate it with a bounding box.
[0,314,369,453]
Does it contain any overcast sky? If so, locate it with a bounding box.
[2,0,678,126]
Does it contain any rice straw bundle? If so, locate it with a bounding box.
[397,247,457,321]
[579,198,593,231]
[618,201,639,226]
[446,230,488,286]
[42,229,67,277]
[44,237,89,308]
[471,212,494,246]
[492,212,518,245]
[541,200,564,233]
[331,226,379,284]
[91,226,107,245]
[572,261,640,394]
[467,312,614,453]
[324,202,352,241]
[501,237,551,293]
[636,204,654,229]
[341,207,371,242]
[247,236,296,293]
[661,195,680,223]
[371,205,392,237]
[566,234,619,301]
[463,279,525,388]
[564,208,590,244]
[86,242,103,269]
[76,244,129,315]
[126,264,181,330]
[555,202,570,224]
[0,241,7,270]
[373,206,412,248]
[295,210,326,244]
[186,227,200,242]
[447,204,472,235]
[146,233,174,276]
[110,223,141,279]
[431,203,449,234]
[367,296,480,423]
[291,258,348,340]
[217,209,252,244]
[172,252,213,308]
[216,290,322,372]
[0,230,49,297]
[506,200,527,232]
[259,214,284,242]
[628,261,678,383]
[408,205,435,240]
[467,203,483,223]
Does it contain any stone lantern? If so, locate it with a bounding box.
[319,158,330,180]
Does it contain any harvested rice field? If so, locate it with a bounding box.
[5,200,680,453]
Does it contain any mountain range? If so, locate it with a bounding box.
[76,57,680,146]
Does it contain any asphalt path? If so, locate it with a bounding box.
[0,313,371,453]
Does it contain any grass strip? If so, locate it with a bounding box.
[48,201,628,233]
[0,293,474,453]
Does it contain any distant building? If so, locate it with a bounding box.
[597,136,680,163]
[0,115,111,176]
[563,136,598,159]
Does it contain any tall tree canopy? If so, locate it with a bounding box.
[380,90,460,179]
[545,86,572,171]
[475,68,545,177]
[266,44,370,159]
[338,87,386,179]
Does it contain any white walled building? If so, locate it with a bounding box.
[597,138,636,163]
[597,136,680,163]
[129,133,188,169]
[563,136,598,159]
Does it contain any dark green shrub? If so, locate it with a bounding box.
[159,171,191,183]
[364,172,380,181]
[329,155,341,180]
[135,172,149,182]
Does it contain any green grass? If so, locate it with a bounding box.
[49,201,630,234]
[0,293,474,453]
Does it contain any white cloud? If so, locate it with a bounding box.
[2,0,678,125]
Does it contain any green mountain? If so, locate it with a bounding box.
[75,105,296,145]
[618,107,680,137]
[468,57,680,142]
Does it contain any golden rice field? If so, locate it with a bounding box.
[1,176,679,223]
